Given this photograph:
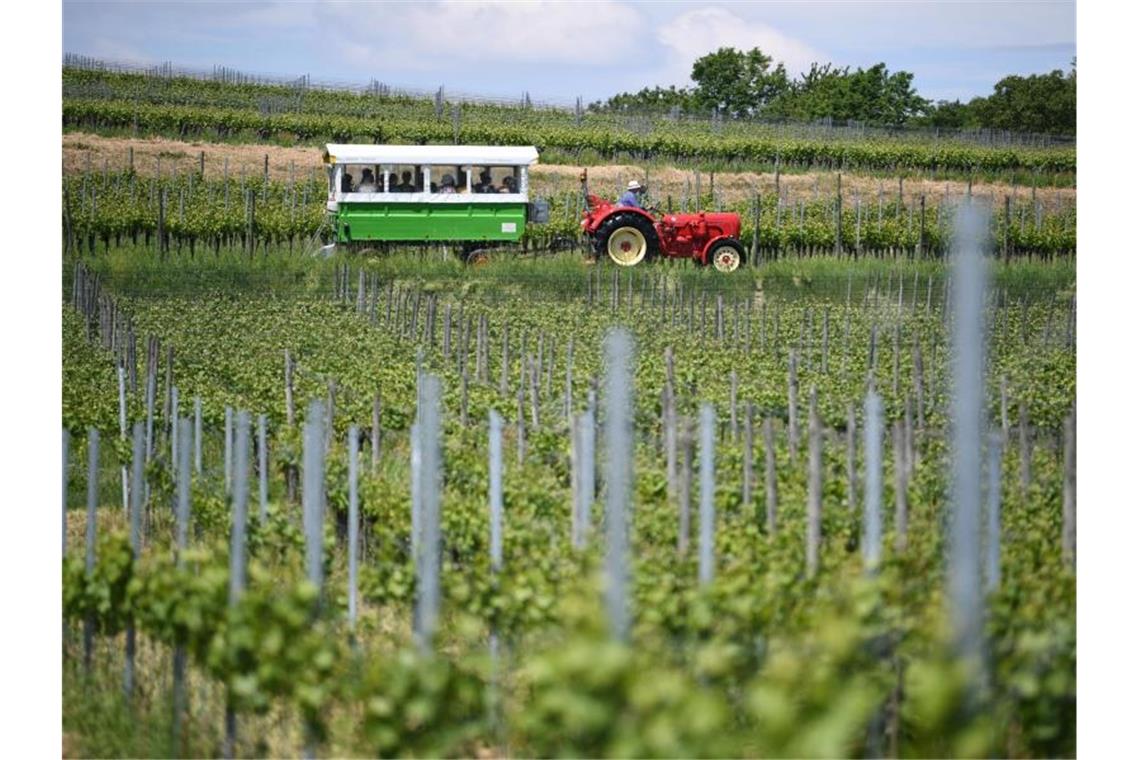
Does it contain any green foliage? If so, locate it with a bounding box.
[62,67,1075,175]
[63,170,1077,260]
[690,47,791,117]
[358,648,488,756]
[768,62,929,127]
[919,66,1077,136]
[62,251,1075,756]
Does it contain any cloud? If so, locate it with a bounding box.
[314,0,643,69]
[654,6,827,85]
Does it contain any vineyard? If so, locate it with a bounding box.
[62,238,1076,756]
[63,168,1076,260]
[59,51,1079,758]
[62,68,1076,179]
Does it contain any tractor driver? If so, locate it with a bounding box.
[619,180,646,209]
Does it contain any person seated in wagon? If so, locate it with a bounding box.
[439,174,458,193]
[499,175,517,193]
[356,168,378,193]
[474,168,495,193]
[394,170,415,192]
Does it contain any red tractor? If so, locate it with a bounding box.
[579,171,746,272]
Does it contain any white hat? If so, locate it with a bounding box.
[627,180,643,191]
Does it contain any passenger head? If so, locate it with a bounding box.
[401,171,411,183]
[441,174,456,188]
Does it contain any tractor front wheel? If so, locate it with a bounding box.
[595,213,659,267]
[708,239,745,273]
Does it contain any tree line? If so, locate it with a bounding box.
[592,48,1076,136]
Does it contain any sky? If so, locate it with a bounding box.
[62,0,1075,105]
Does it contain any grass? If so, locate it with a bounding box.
[76,242,1074,308]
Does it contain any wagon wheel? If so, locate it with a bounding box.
[466,248,493,267]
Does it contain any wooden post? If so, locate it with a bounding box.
[764,417,777,535]
[834,172,843,256]
[1003,195,1012,262]
[846,403,857,512]
[742,403,754,511]
[893,420,908,552]
[806,389,822,577]
[918,194,926,258]
[1062,409,1076,568]
[678,417,693,554]
[787,350,799,463]
[157,189,166,258]
[372,392,382,471]
[1019,402,1031,493]
[284,350,295,427]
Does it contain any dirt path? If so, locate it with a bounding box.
[64,132,1076,210]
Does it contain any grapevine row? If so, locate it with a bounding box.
[62,171,1076,259]
[63,98,1075,176]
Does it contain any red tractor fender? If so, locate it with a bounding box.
[699,234,741,265]
[582,203,659,236]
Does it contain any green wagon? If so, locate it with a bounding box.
[322,144,549,259]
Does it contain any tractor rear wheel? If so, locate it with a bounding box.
[595,213,659,267]
[708,239,745,273]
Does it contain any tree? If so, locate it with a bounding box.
[590,48,1074,135]
[972,68,1075,134]
[916,99,980,129]
[688,47,790,117]
[767,62,929,126]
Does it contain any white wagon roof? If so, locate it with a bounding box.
[324,144,538,166]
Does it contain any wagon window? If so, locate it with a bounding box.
[473,166,520,194]
[341,164,382,193]
[430,165,465,194]
[390,165,417,193]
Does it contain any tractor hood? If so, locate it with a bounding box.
[702,212,741,239]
